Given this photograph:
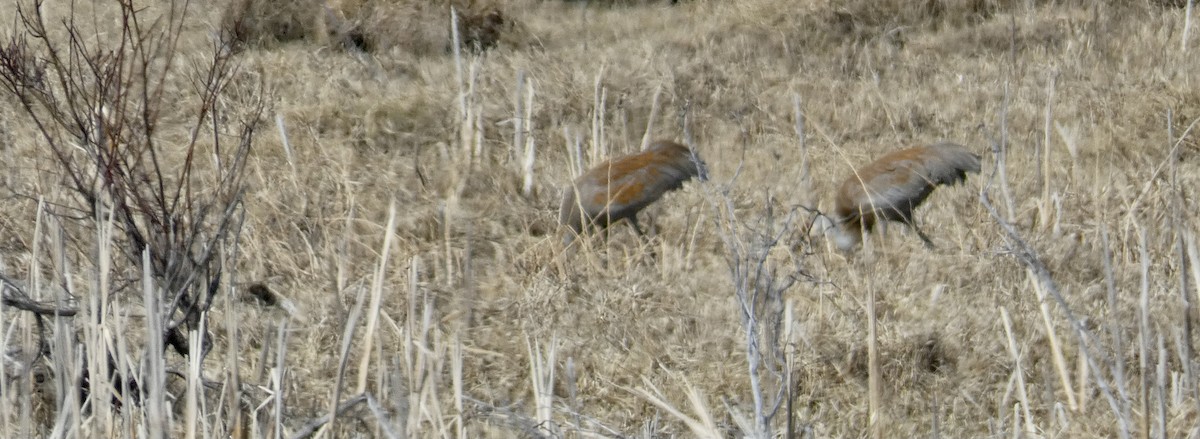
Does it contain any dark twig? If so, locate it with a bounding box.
[0,273,78,317]
[287,393,370,439]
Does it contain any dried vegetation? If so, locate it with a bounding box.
[1,0,1200,437]
[221,0,523,54]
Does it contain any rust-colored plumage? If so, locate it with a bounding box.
[559,140,707,244]
[815,142,981,251]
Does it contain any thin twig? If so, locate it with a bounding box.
[287,393,370,439]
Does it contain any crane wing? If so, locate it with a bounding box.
[918,142,982,186]
[837,143,981,223]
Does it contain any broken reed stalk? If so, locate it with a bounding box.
[453,336,466,439]
[405,258,421,433]
[403,256,447,436]
[1000,307,1035,434]
[275,114,299,186]
[522,77,537,199]
[335,200,356,299]
[449,7,481,202]
[90,205,117,433]
[0,268,7,432]
[114,302,136,436]
[1057,122,1081,185]
[1039,71,1057,230]
[514,69,538,196]
[1155,334,1167,438]
[526,336,559,436]
[1029,271,1077,411]
[682,99,695,148]
[1077,333,1090,412]
[143,249,167,439]
[564,126,584,180]
[451,7,466,132]
[1175,330,1194,417]
[46,221,80,437]
[1101,227,1134,425]
[793,94,811,207]
[1184,0,1194,52]
[356,201,398,393]
[443,201,456,284]
[471,62,485,164]
[327,278,370,435]
[422,285,446,436]
[185,319,206,439]
[641,84,663,151]
[565,357,583,433]
[514,70,526,165]
[274,319,291,437]
[997,82,1017,222]
[19,302,33,437]
[783,301,797,439]
[868,282,881,439]
[591,64,607,165]
[14,242,36,436]
[1137,226,1152,437]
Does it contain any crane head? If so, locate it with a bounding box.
[807,213,861,253]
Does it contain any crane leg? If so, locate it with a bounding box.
[629,217,659,259]
[596,221,610,244]
[909,222,935,249]
[629,216,648,238]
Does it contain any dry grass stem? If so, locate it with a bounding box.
[1000,307,1035,434]
[1030,271,1077,411]
[4,0,1200,437]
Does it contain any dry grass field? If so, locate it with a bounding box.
[2,0,1200,437]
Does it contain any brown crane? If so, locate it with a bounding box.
[559,140,708,245]
[812,142,981,251]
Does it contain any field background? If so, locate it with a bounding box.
[2,0,1200,437]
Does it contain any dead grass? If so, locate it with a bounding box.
[222,0,526,55]
[3,0,1200,437]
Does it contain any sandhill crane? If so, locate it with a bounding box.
[811,142,981,251]
[559,140,708,245]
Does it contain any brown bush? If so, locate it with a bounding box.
[329,0,450,55]
[559,0,681,5]
[457,7,510,53]
[221,0,327,48]
[336,1,518,55]
[221,0,521,55]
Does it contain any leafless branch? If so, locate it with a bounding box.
[979,142,1132,438]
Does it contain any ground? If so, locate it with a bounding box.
[1,0,1199,437]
